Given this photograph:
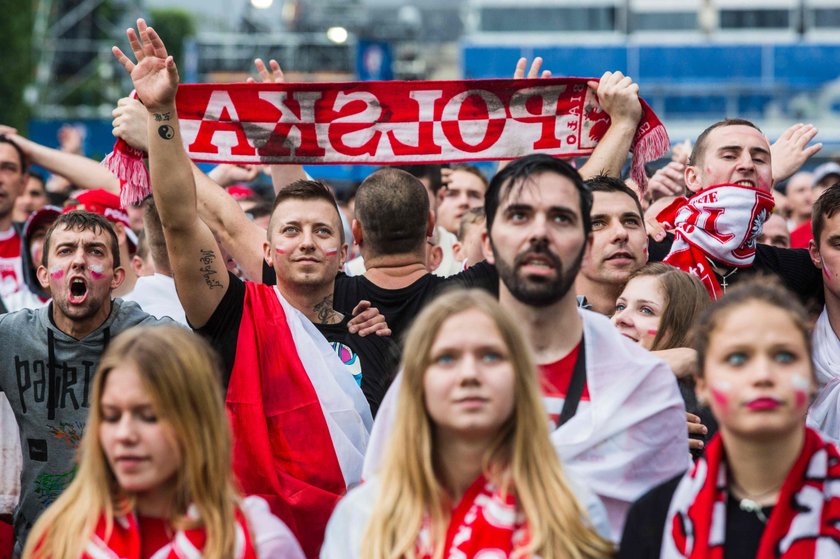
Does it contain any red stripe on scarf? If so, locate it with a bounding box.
[226,282,345,558]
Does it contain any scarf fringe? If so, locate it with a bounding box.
[103,138,150,208]
[632,123,671,194]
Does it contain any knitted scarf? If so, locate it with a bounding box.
[662,428,840,559]
[81,507,258,559]
[657,184,774,299]
[105,78,668,207]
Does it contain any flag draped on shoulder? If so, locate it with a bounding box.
[225,282,371,558]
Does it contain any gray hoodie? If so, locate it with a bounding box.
[0,298,171,554]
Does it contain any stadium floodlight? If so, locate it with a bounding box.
[251,0,273,9]
[326,26,349,44]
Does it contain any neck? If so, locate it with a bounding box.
[823,297,840,343]
[363,250,428,288]
[722,427,805,506]
[278,281,343,325]
[135,483,176,518]
[52,300,112,340]
[434,432,490,504]
[574,274,622,316]
[0,213,13,232]
[499,285,582,364]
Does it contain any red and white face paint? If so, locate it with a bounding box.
[699,301,814,441]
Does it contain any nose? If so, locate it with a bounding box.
[611,306,632,327]
[114,414,138,443]
[607,220,629,243]
[299,228,316,250]
[528,214,550,243]
[748,355,775,386]
[70,246,86,268]
[736,151,756,173]
[456,353,481,384]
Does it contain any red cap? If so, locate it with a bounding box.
[64,189,138,252]
[227,185,257,200]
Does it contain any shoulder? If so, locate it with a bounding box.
[321,480,380,559]
[618,474,683,559]
[240,496,305,559]
[565,472,613,541]
[112,299,178,329]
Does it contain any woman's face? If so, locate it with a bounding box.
[612,275,666,350]
[697,301,814,441]
[99,363,182,516]
[424,308,516,443]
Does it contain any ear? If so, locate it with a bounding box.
[481,230,495,264]
[110,266,126,291]
[809,239,822,269]
[351,219,363,246]
[36,264,50,290]
[130,255,144,276]
[263,239,273,268]
[685,164,703,194]
[452,241,464,261]
[426,210,436,238]
[427,245,443,273]
[339,242,348,267]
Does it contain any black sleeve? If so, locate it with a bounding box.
[194,272,246,389]
[617,474,683,559]
[754,244,823,307]
[445,260,499,297]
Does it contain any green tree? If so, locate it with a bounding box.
[0,0,33,130]
[149,8,196,67]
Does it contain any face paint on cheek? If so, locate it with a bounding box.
[49,266,64,280]
[823,259,833,281]
[791,375,811,409]
[88,264,105,280]
[323,247,339,257]
[646,329,658,336]
[710,380,732,414]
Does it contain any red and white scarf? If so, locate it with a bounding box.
[416,474,530,559]
[81,507,258,559]
[657,184,774,300]
[662,428,840,559]
[106,78,668,207]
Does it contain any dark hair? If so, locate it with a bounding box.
[42,211,120,268]
[450,164,489,189]
[270,179,345,244]
[584,174,644,221]
[693,276,811,377]
[689,118,763,167]
[457,206,486,242]
[0,136,28,171]
[485,154,591,236]
[246,201,273,220]
[811,183,840,245]
[355,168,430,256]
[625,263,711,351]
[394,164,444,195]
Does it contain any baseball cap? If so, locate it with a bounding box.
[812,162,840,188]
[63,189,139,253]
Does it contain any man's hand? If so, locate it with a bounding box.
[348,300,392,337]
[648,161,687,200]
[771,123,822,183]
[112,19,180,112]
[513,57,552,79]
[687,412,707,451]
[587,71,642,128]
[58,124,84,154]
[208,164,260,187]
[112,96,150,151]
[249,58,285,83]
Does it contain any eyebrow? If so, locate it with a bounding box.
[718,144,771,157]
[592,211,642,221]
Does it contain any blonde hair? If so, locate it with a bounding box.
[361,289,614,559]
[23,326,240,559]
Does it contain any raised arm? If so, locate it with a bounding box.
[113,19,228,327]
[112,94,269,282]
[0,126,120,194]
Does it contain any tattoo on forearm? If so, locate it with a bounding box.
[158,125,175,140]
[153,112,171,122]
[199,249,223,289]
[314,295,336,324]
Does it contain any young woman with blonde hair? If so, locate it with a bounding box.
[22,325,303,559]
[322,289,613,559]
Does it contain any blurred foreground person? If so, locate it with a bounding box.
[323,289,614,558]
[23,326,303,559]
[620,279,837,559]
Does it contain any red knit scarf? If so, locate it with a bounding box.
[662,428,840,559]
[657,184,774,300]
[106,78,668,207]
[415,474,531,558]
[81,507,258,559]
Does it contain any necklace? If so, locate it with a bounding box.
[730,480,777,524]
[720,267,738,292]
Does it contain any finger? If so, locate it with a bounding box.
[145,27,169,59]
[254,58,270,82]
[513,57,527,79]
[686,413,701,423]
[351,300,371,316]
[268,59,285,82]
[111,46,136,73]
[586,80,599,92]
[617,76,633,89]
[688,422,708,436]
[126,28,144,61]
[246,77,256,83]
[375,327,392,337]
[541,70,552,78]
[689,439,705,450]
[796,126,818,146]
[117,97,130,107]
[527,57,543,79]
[804,143,823,158]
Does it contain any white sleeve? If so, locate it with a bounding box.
[320,482,377,559]
[241,496,305,559]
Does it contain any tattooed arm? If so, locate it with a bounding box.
[113,19,229,327]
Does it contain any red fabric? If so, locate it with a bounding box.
[227,282,346,559]
[136,516,171,559]
[790,220,813,249]
[657,184,775,300]
[538,343,588,428]
[79,509,258,558]
[103,91,151,208]
[170,78,668,191]
[664,428,840,559]
[0,227,22,300]
[416,474,530,558]
[0,520,12,559]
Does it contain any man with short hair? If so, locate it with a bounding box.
[436,164,488,235]
[12,172,47,223]
[758,212,791,249]
[576,175,648,315]
[790,164,840,248]
[0,211,168,554]
[0,136,28,301]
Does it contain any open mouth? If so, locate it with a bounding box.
[734,180,756,188]
[606,251,633,262]
[68,278,88,304]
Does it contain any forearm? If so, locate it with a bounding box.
[270,164,308,194]
[16,136,120,193]
[147,104,197,230]
[578,120,637,179]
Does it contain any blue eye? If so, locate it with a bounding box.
[434,353,456,365]
[774,351,796,364]
[725,352,747,366]
[482,351,503,363]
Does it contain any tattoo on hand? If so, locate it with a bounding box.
[199,249,223,289]
[153,112,171,122]
[158,125,175,140]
